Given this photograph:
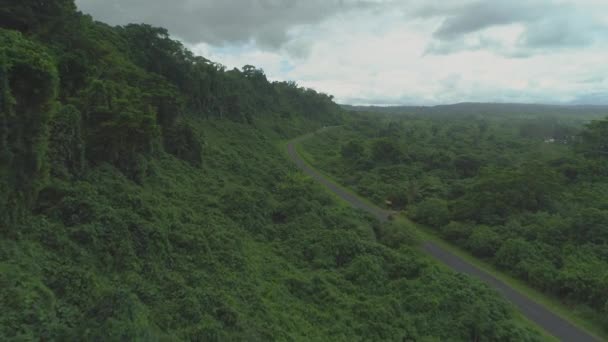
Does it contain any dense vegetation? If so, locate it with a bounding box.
[301,108,608,333]
[0,1,545,340]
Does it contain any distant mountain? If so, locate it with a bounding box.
[341,102,608,120]
[569,94,608,106]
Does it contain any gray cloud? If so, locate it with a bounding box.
[420,0,608,56]
[76,0,374,48]
[77,0,607,56]
[431,2,540,40]
[518,17,597,48]
[424,35,503,56]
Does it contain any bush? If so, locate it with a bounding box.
[494,239,534,273]
[410,198,450,228]
[439,221,472,245]
[48,105,85,178]
[371,138,401,163]
[374,220,418,249]
[164,119,203,167]
[345,255,386,290]
[341,140,365,161]
[466,225,502,258]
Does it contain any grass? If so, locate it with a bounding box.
[287,132,607,342]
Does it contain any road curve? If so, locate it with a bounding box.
[286,136,600,342]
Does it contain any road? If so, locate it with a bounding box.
[286,136,600,342]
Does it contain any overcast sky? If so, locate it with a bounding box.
[76,0,608,105]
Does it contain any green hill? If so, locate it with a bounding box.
[0,1,542,340]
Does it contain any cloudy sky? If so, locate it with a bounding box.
[76,0,608,105]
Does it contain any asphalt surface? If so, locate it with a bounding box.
[286,136,601,342]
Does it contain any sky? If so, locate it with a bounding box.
[75,0,608,105]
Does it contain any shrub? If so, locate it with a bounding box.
[410,198,450,228]
[466,225,502,258]
[374,220,418,249]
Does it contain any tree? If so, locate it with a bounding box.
[494,239,534,273]
[466,225,501,258]
[558,251,608,308]
[371,138,401,163]
[374,220,418,249]
[453,154,482,178]
[341,140,365,161]
[242,65,267,83]
[81,79,160,179]
[452,163,562,224]
[570,208,608,245]
[379,121,401,137]
[120,24,193,89]
[48,104,85,178]
[164,120,203,167]
[410,198,450,228]
[578,118,608,158]
[440,221,472,245]
[0,0,76,35]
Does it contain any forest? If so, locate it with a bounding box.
[301,107,608,335]
[0,1,550,340]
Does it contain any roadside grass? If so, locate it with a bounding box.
[286,133,607,342]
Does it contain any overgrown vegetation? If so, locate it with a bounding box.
[302,108,608,333]
[0,1,546,340]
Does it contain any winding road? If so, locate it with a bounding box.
[286,134,600,342]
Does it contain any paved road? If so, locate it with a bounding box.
[286,137,600,342]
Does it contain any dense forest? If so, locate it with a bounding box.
[301,108,608,334]
[0,1,548,340]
